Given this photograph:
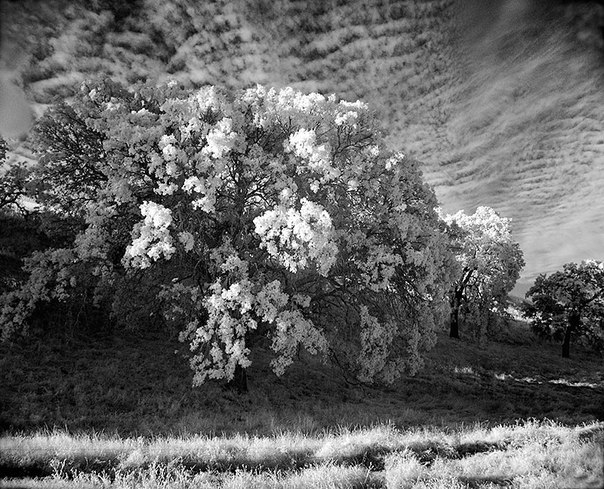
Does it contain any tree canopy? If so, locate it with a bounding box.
[443,206,524,340]
[0,80,457,387]
[524,260,604,357]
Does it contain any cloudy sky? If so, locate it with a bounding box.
[434,0,604,293]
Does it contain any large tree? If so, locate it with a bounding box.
[0,80,456,389]
[524,260,604,358]
[443,206,524,339]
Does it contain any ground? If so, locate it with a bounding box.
[1,320,602,436]
[0,321,602,487]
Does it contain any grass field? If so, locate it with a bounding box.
[1,421,602,488]
[1,320,603,487]
[1,321,603,436]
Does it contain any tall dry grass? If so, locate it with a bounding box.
[0,421,602,488]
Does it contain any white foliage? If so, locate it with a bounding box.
[123,201,175,269]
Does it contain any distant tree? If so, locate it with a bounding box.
[0,138,31,292]
[0,138,33,214]
[524,260,604,358]
[443,206,524,339]
[0,80,456,389]
[0,140,65,301]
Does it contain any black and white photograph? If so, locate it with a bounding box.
[1,0,603,487]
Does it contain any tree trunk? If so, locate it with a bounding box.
[226,363,248,393]
[562,313,580,358]
[450,290,462,339]
[562,327,571,358]
[450,306,459,339]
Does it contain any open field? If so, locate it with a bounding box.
[1,321,603,487]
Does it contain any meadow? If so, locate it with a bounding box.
[1,321,603,487]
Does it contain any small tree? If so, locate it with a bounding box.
[524,260,604,358]
[443,206,524,339]
[1,81,456,388]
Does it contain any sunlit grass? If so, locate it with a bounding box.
[386,430,603,489]
[0,464,377,489]
[1,421,602,488]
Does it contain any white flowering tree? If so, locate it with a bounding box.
[443,206,524,340]
[0,80,455,388]
[524,260,604,358]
